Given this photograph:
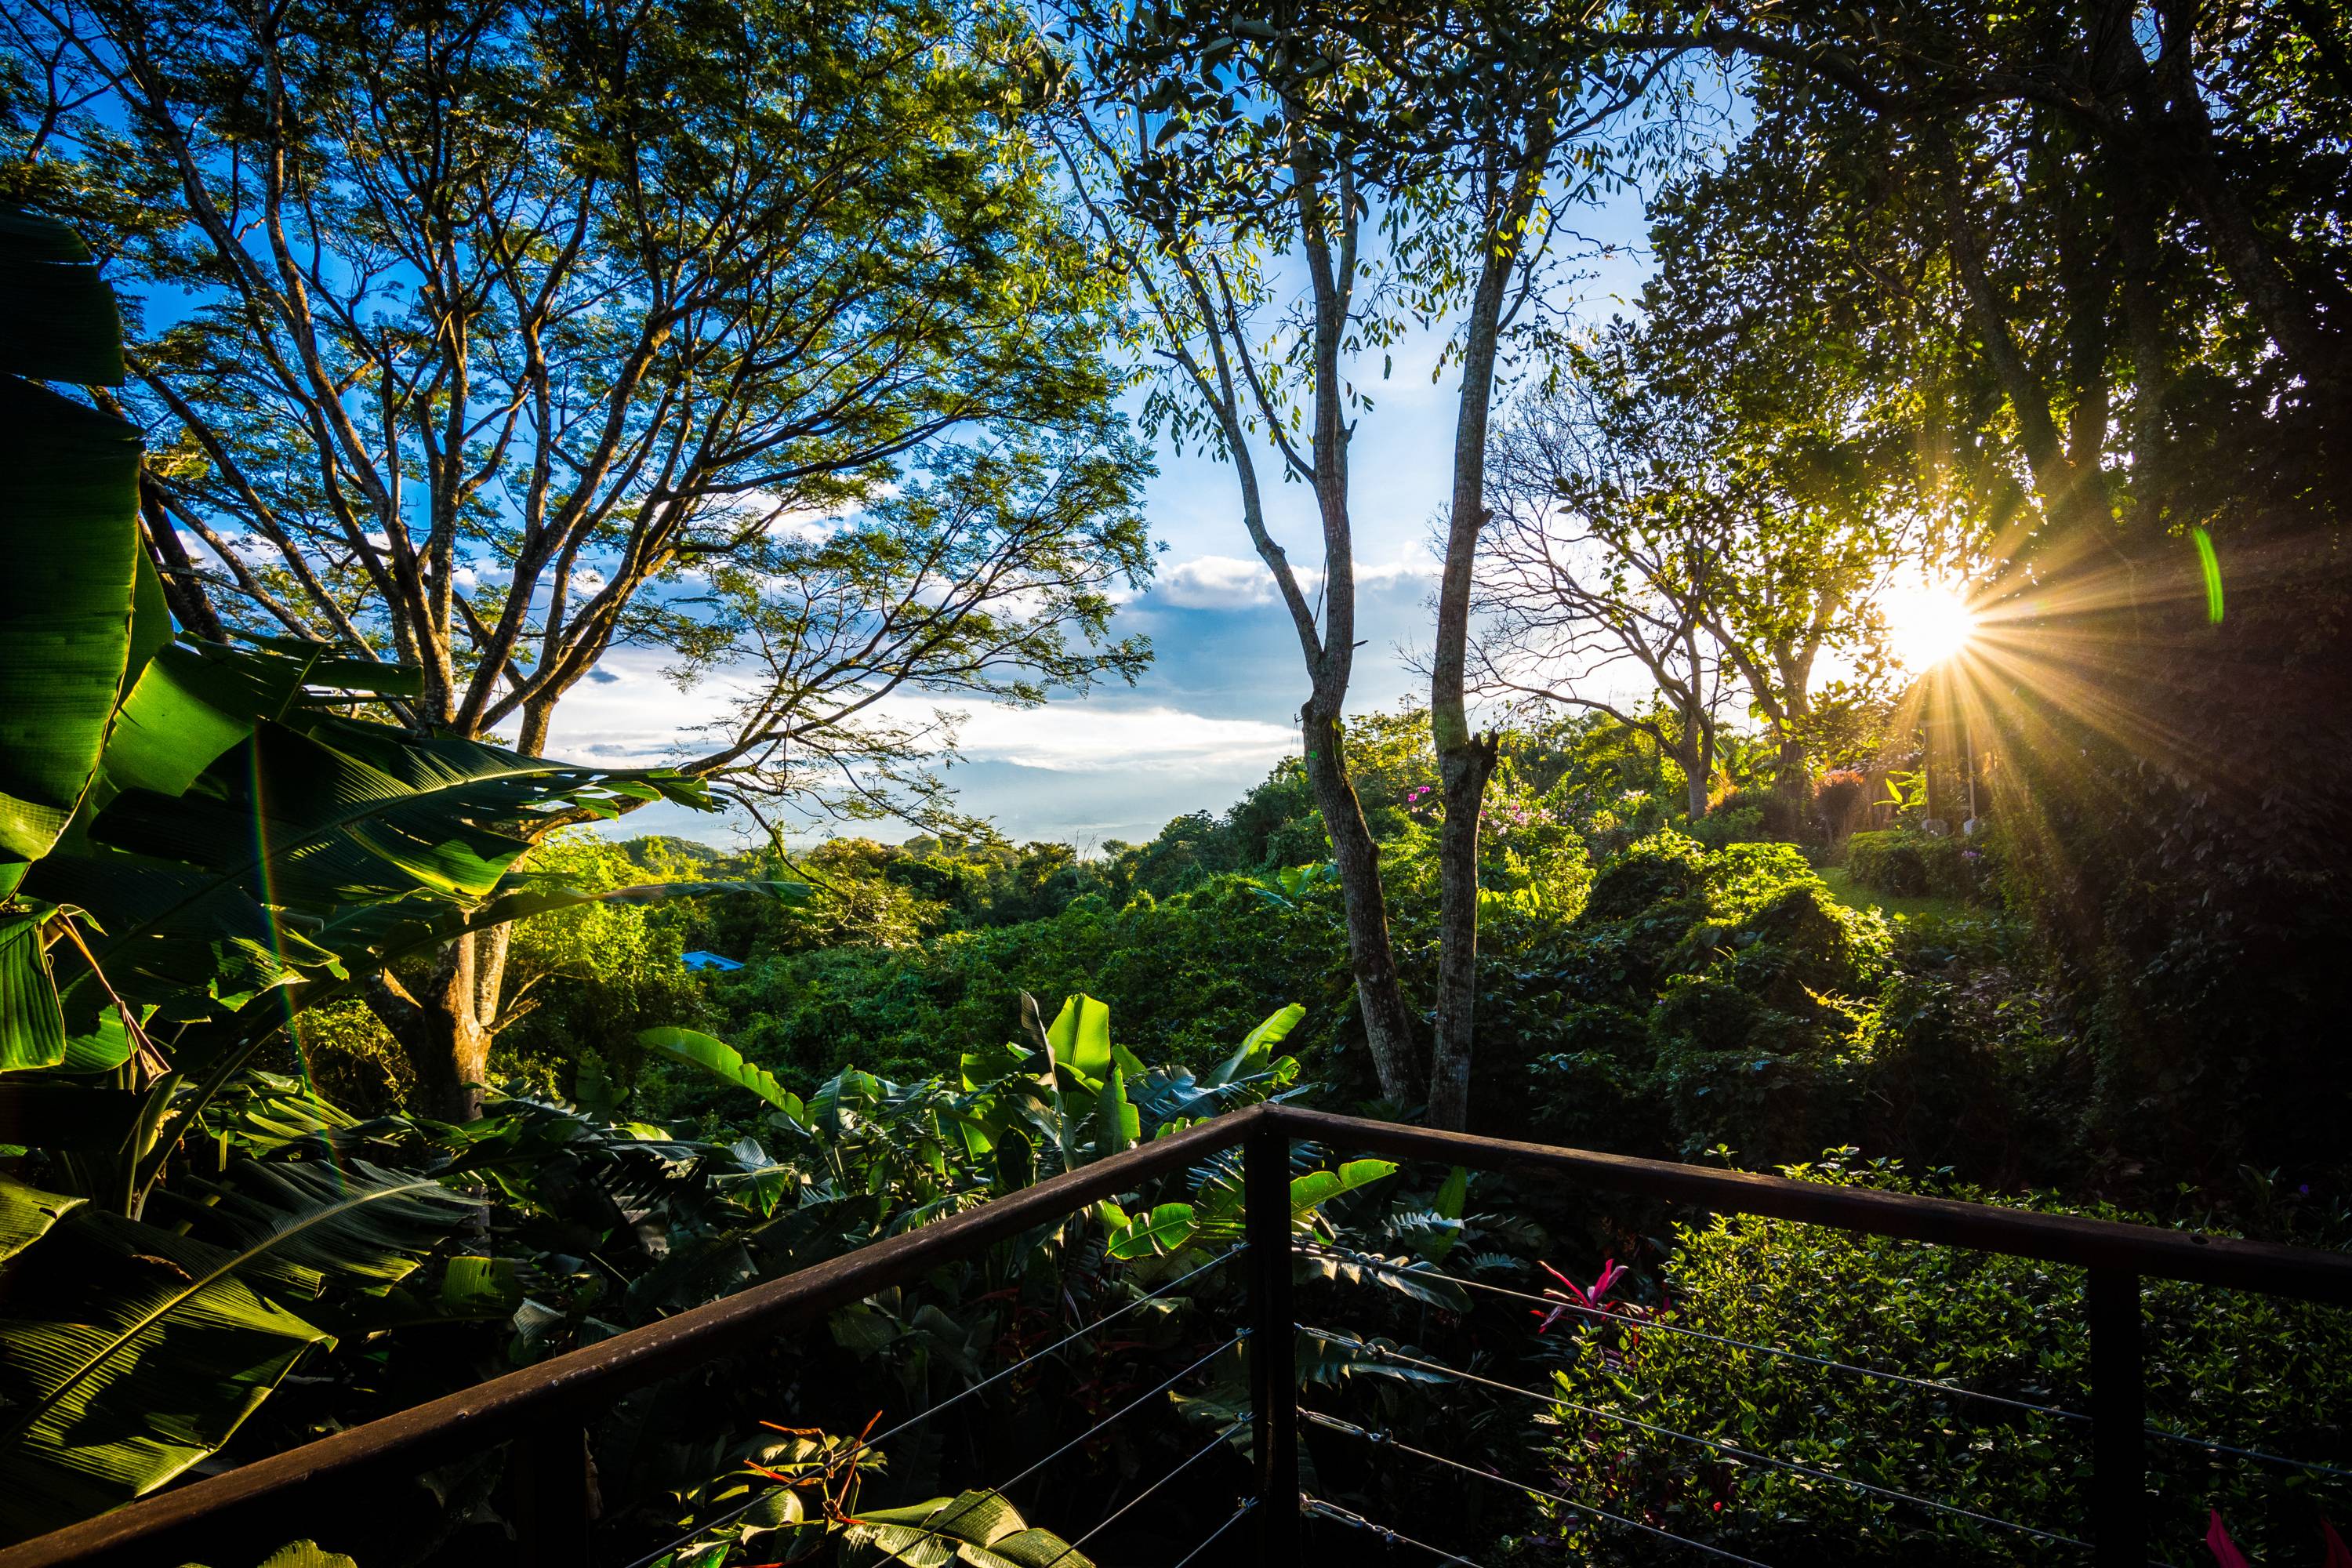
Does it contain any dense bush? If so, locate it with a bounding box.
[1503,835,2094,1187]
[1501,835,1889,1163]
[1694,784,1799,848]
[1534,1152,2352,1565]
[704,876,1352,1090]
[1847,826,1997,904]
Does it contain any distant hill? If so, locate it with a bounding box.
[618,834,727,873]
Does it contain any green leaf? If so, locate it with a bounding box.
[641,1027,805,1122]
[1105,1201,1200,1260]
[0,913,67,1072]
[0,208,126,383]
[0,377,140,898]
[841,1488,1092,1568]
[1093,1063,1138,1158]
[1043,993,1113,1082]
[0,1173,82,1265]
[1432,1166,1469,1221]
[0,1157,473,1535]
[1288,1159,1397,1226]
[1205,1003,1304,1087]
[94,644,262,803]
[57,1006,140,1075]
[255,1543,364,1568]
[438,1256,523,1316]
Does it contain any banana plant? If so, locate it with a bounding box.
[0,207,805,1543]
[843,1489,1093,1568]
[0,1160,477,1539]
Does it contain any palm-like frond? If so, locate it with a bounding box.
[0,1162,475,1538]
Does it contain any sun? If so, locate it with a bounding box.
[1881,579,1978,672]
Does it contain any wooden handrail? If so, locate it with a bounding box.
[7,1098,2350,1568]
[0,1105,1268,1568]
[1278,1109,2352,1305]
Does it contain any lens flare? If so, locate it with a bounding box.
[1882,581,1978,672]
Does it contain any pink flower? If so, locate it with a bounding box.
[1531,1258,1629,1334]
[2207,1512,2249,1568]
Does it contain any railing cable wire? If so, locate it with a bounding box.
[1168,1496,1256,1568]
[864,1246,1243,1457]
[1308,1247,2352,1486]
[983,1332,1247,1504]
[1037,1423,1243,1567]
[2143,1425,2352,1483]
[1301,1326,2091,1550]
[1302,1243,2087,1425]
[757,1335,1247,1568]
[1305,1408,1781,1566]
[617,1250,1243,1568]
[1301,1496,1487,1565]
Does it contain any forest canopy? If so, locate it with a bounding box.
[2,0,2350,1563]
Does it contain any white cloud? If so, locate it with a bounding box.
[541,648,1296,785]
[935,700,1294,776]
[1157,554,1280,608]
[1153,551,1439,611]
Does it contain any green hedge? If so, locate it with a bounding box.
[1847,827,1995,902]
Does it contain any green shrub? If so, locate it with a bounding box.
[1505,835,1892,1161]
[1848,827,1997,903]
[1697,785,1802,846]
[1848,827,1930,895]
[1581,833,1711,922]
[1690,802,1766,848]
[1537,1154,2352,1564]
[710,874,1351,1091]
[1525,1004,1661,1152]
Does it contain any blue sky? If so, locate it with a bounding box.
[569,191,1664,851]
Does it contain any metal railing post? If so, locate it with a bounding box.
[2089,1268,2145,1568]
[1246,1120,1300,1563]
[513,1423,594,1568]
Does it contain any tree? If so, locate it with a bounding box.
[1053,0,1426,1104]
[2,0,1151,1116]
[1399,0,1684,1129]
[1482,350,1733,820]
[1568,0,2352,1169]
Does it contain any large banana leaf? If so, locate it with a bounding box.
[0,379,140,901]
[0,913,67,1071]
[0,206,125,383]
[841,1488,1093,1568]
[32,719,714,1030]
[0,1174,82,1265]
[0,206,139,900]
[1105,1157,1399,1261]
[0,1161,476,1539]
[640,1025,808,1122]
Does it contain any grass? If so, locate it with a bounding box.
[1815,864,1971,923]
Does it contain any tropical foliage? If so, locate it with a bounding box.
[5,0,2352,1559]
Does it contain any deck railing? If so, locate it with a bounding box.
[5,1101,2351,1568]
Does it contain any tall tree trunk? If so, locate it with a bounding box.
[372,940,492,1123]
[1682,736,1711,819]
[1426,731,1497,1129]
[1775,733,1809,800]
[1302,707,1424,1103]
[1425,131,1550,1132]
[1427,302,1504,1131]
[366,699,554,1119]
